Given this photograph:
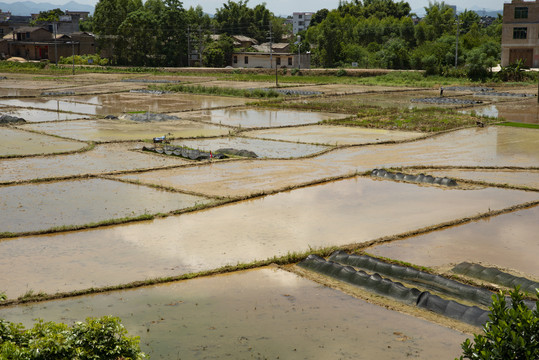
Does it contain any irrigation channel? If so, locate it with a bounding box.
[0,72,538,359]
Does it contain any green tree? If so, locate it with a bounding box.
[458,288,538,360]
[30,8,65,25]
[203,35,234,67]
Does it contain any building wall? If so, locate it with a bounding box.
[292,12,313,34]
[501,0,539,67]
[232,52,310,69]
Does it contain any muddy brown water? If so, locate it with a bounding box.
[0,178,209,233]
[243,125,424,145]
[0,127,86,157]
[462,98,539,124]
[172,136,328,158]
[0,268,468,359]
[368,205,539,279]
[0,107,87,122]
[18,119,231,142]
[0,176,536,297]
[181,108,350,128]
[0,93,248,115]
[0,143,188,183]
[115,127,538,198]
[409,169,539,190]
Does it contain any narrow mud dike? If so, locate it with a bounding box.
[371,169,457,186]
[298,254,490,327]
[453,262,539,296]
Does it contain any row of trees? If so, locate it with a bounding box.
[304,1,502,79]
[85,0,502,79]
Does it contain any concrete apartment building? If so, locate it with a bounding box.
[292,12,313,34]
[501,0,539,67]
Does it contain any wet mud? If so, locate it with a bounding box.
[182,108,350,128]
[0,267,468,359]
[0,107,87,122]
[243,125,424,145]
[19,119,231,142]
[0,178,209,233]
[368,205,539,278]
[462,98,539,124]
[0,127,86,157]
[0,176,536,297]
[172,137,328,159]
[0,143,188,183]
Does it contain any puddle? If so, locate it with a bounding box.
[0,93,248,115]
[182,108,350,128]
[0,127,86,157]
[409,169,539,189]
[243,125,424,145]
[0,107,87,122]
[172,136,328,158]
[0,178,209,233]
[0,176,536,297]
[368,206,539,278]
[0,267,468,359]
[0,143,188,183]
[462,98,539,123]
[18,119,231,142]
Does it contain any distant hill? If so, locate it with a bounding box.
[0,1,94,16]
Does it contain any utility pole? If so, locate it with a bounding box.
[53,22,57,65]
[268,21,273,69]
[455,15,459,68]
[296,35,301,71]
[198,26,203,67]
[187,26,191,67]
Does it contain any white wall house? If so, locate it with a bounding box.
[232,52,311,69]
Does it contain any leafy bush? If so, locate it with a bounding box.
[290,68,302,76]
[0,316,146,359]
[336,68,347,77]
[58,54,109,66]
[458,288,538,360]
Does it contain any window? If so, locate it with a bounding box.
[26,32,30,39]
[276,57,281,66]
[244,56,248,64]
[288,57,292,66]
[299,14,303,19]
[513,27,527,39]
[515,7,528,19]
[299,21,304,26]
[233,56,237,64]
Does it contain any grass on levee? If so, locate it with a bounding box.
[497,122,539,129]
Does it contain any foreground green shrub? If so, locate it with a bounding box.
[458,288,538,360]
[59,54,109,66]
[0,316,145,359]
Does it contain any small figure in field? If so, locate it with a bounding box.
[440,87,444,97]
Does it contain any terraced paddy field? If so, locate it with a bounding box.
[0,71,538,359]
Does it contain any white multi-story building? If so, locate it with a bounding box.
[292,12,314,34]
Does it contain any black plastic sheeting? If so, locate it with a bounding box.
[474,91,535,98]
[371,169,457,187]
[329,251,493,306]
[0,114,26,124]
[298,254,491,327]
[253,88,323,96]
[453,262,539,296]
[142,146,227,160]
[299,254,422,305]
[411,97,482,105]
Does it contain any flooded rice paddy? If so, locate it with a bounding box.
[1,73,538,357]
[461,98,539,123]
[244,125,424,145]
[0,176,536,297]
[0,267,468,359]
[0,178,209,233]
[368,205,539,278]
[0,127,86,157]
[0,93,248,115]
[182,108,350,128]
[0,143,188,183]
[18,119,231,142]
[0,107,87,122]
[172,136,328,158]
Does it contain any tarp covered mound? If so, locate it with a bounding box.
[0,114,26,124]
[329,251,493,306]
[298,254,491,327]
[298,254,422,305]
[143,146,227,160]
[411,97,482,105]
[215,148,258,158]
[371,169,457,187]
[453,262,539,297]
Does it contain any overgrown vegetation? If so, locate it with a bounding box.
[154,83,282,98]
[458,288,538,360]
[0,316,146,359]
[59,54,109,66]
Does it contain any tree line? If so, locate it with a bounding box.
[83,0,502,79]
